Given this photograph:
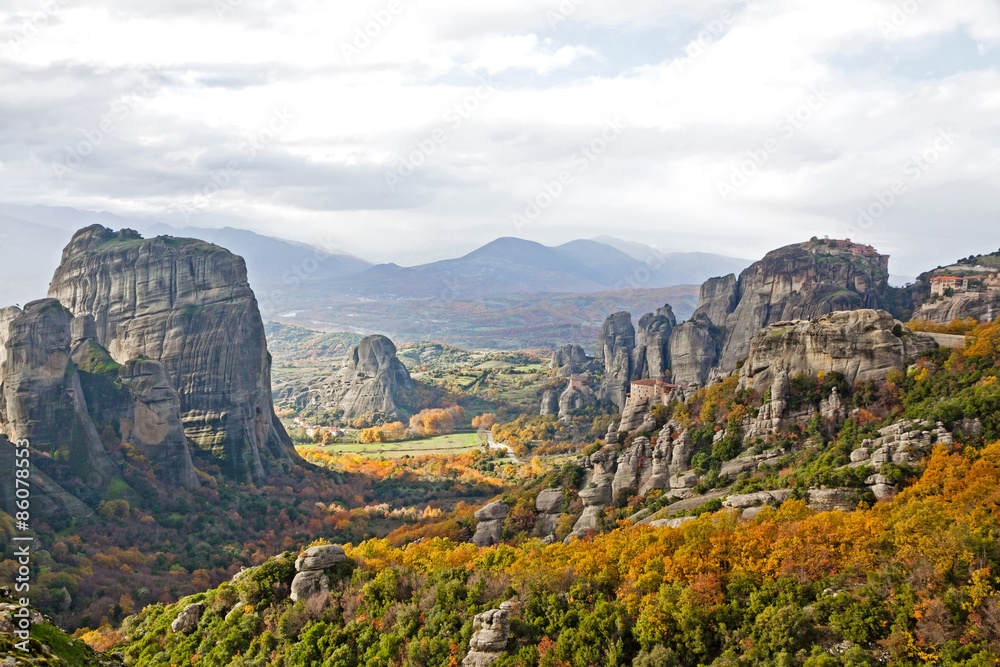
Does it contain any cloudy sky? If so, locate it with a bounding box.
[1,0,999,276]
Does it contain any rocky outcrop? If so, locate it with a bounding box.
[550,344,593,376]
[668,316,722,386]
[0,306,21,372]
[595,312,636,408]
[330,335,414,419]
[557,381,594,420]
[535,488,564,535]
[744,369,790,441]
[290,545,346,602]
[47,226,298,483]
[913,289,1000,325]
[739,310,937,395]
[171,603,205,634]
[540,389,559,416]
[611,436,652,501]
[279,335,414,421]
[118,359,199,490]
[462,602,513,667]
[715,241,891,374]
[633,305,676,380]
[567,447,617,541]
[0,299,117,492]
[472,501,508,547]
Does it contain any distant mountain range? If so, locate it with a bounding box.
[320,237,750,300]
[0,205,749,309]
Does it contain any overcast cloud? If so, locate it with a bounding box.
[1,0,999,276]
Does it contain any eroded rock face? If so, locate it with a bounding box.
[633,305,676,380]
[171,603,205,634]
[739,310,937,395]
[332,335,414,419]
[48,226,298,483]
[462,603,513,667]
[290,544,346,602]
[567,447,618,541]
[612,437,652,501]
[558,382,594,420]
[715,242,891,374]
[595,312,636,408]
[913,289,1000,325]
[472,502,508,547]
[540,390,559,416]
[536,488,564,535]
[551,344,593,376]
[0,299,117,492]
[119,359,199,490]
[669,317,723,386]
[0,306,21,372]
[295,544,347,571]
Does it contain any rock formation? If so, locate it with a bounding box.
[290,544,347,602]
[557,380,595,420]
[913,289,1000,325]
[739,310,937,395]
[171,603,205,634]
[0,306,21,372]
[567,447,617,540]
[472,501,509,547]
[118,359,199,490]
[0,299,118,492]
[277,335,414,421]
[595,312,636,408]
[668,316,723,386]
[550,344,593,377]
[668,240,892,385]
[0,434,93,519]
[462,602,513,667]
[611,436,652,501]
[47,225,298,483]
[535,488,564,535]
[540,389,559,416]
[632,305,676,380]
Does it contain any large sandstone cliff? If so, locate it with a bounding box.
[670,240,890,385]
[0,299,118,493]
[738,309,936,395]
[47,226,297,483]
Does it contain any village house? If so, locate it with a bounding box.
[985,273,1000,291]
[568,375,592,392]
[931,275,970,297]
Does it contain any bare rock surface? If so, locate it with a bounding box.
[171,603,205,634]
[739,310,937,395]
[48,225,298,483]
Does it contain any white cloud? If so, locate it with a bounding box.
[0,0,999,277]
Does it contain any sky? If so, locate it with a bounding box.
[1,0,999,277]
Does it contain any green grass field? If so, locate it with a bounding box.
[298,432,485,458]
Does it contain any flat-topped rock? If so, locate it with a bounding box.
[295,544,347,572]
